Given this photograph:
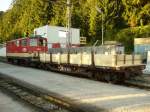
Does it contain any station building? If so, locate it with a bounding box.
[34,25,81,48]
[134,37,150,61]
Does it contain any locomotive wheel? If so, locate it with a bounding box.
[92,72,101,81]
[40,63,46,69]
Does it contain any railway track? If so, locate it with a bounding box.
[0,77,73,112]
[123,75,150,91]
[1,59,150,91]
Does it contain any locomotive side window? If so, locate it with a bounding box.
[21,39,27,46]
[30,39,37,46]
[7,42,11,48]
[15,40,20,47]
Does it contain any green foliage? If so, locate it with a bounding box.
[122,0,150,27]
[0,0,53,42]
[0,0,150,52]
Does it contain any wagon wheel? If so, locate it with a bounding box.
[39,63,45,69]
[94,70,106,81]
[123,68,137,80]
[100,71,110,83]
[93,72,100,81]
[111,73,118,83]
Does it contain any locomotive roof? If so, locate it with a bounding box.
[7,36,45,43]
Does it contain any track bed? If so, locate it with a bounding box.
[0,89,39,112]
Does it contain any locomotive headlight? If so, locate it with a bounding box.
[37,48,41,51]
[22,48,27,52]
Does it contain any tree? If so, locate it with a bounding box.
[0,0,150,52]
[122,0,150,27]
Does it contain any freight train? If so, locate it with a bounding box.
[4,36,145,83]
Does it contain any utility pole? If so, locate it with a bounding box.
[101,11,104,45]
[96,6,104,45]
[66,0,72,48]
[49,0,72,48]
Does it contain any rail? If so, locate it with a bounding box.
[0,76,77,112]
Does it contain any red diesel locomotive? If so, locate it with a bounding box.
[6,36,48,63]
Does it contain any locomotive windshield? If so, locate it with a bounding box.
[29,38,47,47]
[39,38,47,47]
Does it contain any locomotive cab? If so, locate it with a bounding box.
[29,37,48,52]
[6,36,48,63]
